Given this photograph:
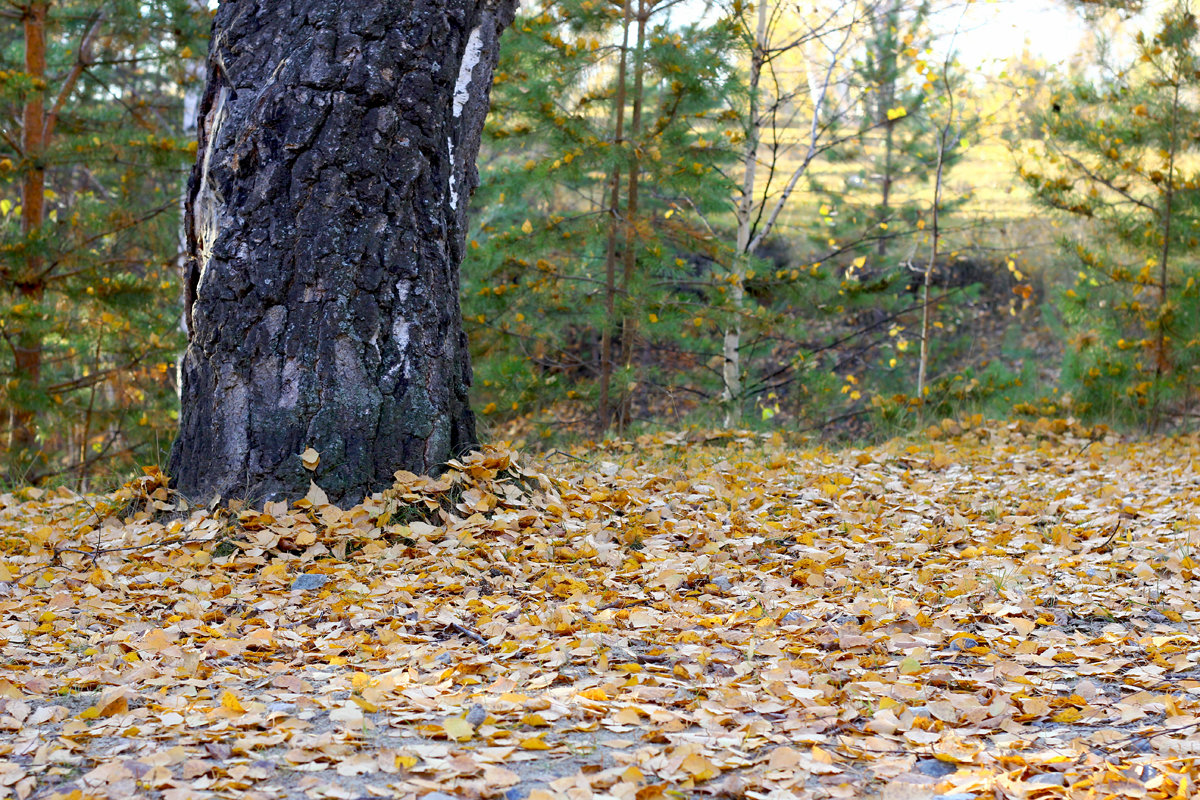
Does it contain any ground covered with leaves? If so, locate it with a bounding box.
[2,418,1199,800]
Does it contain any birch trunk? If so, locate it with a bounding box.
[723,0,769,426]
[169,1,515,506]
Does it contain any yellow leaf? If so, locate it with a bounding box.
[887,106,907,121]
[521,713,550,727]
[1051,707,1081,723]
[521,219,533,234]
[680,753,720,780]
[259,562,289,584]
[578,688,608,702]
[305,481,328,507]
[221,691,246,714]
[613,706,643,725]
[300,447,320,471]
[443,717,475,741]
[96,689,129,717]
[520,735,552,750]
[139,628,176,652]
[351,696,379,713]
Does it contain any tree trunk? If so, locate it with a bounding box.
[598,0,632,433]
[10,1,48,462]
[169,1,515,507]
[617,0,646,432]
[723,0,769,426]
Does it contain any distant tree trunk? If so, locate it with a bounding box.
[723,0,769,426]
[169,1,515,506]
[10,1,48,462]
[598,0,632,433]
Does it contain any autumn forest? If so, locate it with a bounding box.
[2,1,1200,799]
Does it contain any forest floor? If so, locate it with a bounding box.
[2,418,1199,800]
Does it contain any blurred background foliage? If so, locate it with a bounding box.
[0,0,206,486]
[1,0,1196,487]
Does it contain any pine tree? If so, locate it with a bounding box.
[1021,1,1200,427]
[465,0,738,431]
[814,1,972,268]
[798,1,979,412]
[0,0,206,482]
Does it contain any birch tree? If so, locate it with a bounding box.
[169,1,517,506]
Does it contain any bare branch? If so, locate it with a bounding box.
[43,9,107,143]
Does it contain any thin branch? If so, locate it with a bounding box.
[43,9,107,143]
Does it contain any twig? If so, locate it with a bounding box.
[448,621,490,649]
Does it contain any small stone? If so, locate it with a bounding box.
[1029,773,1066,786]
[712,576,732,592]
[781,611,809,624]
[465,704,487,726]
[1125,765,1158,782]
[1129,738,1154,754]
[936,794,975,800]
[266,702,296,714]
[949,637,979,651]
[421,793,458,800]
[915,758,956,778]
[504,788,527,800]
[290,573,329,592]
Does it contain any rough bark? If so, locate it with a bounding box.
[169,1,515,506]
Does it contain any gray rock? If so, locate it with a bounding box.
[290,573,329,592]
[712,576,732,592]
[781,610,809,624]
[937,794,975,800]
[266,702,296,714]
[421,793,458,800]
[916,758,957,778]
[949,637,979,651]
[465,704,487,726]
[504,788,526,800]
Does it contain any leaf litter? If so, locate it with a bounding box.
[1,417,1200,800]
